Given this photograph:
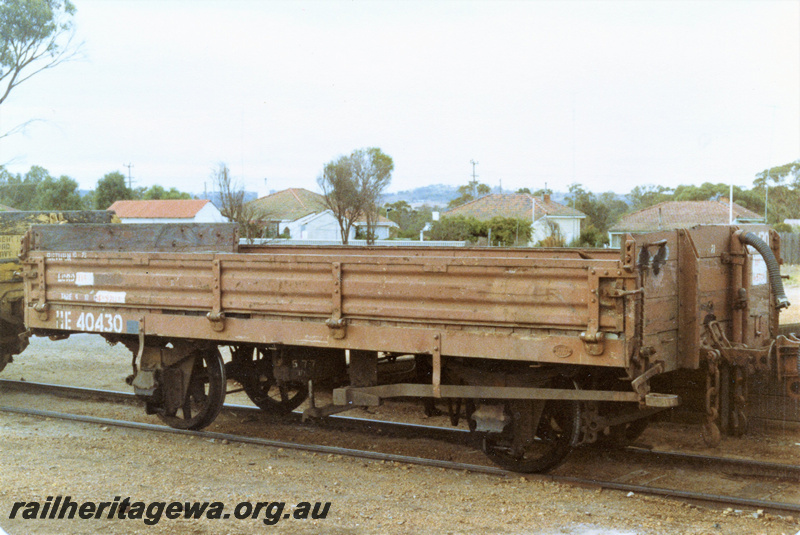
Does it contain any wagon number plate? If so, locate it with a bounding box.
[55,310,124,333]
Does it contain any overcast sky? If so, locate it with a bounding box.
[0,0,798,197]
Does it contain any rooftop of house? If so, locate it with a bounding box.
[108,199,213,219]
[609,200,763,233]
[444,193,586,221]
[247,188,396,225]
[246,188,328,221]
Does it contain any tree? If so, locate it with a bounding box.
[565,183,628,238]
[627,184,672,211]
[318,155,358,243]
[318,148,393,244]
[750,160,800,224]
[94,171,132,209]
[0,1,80,135]
[32,174,81,210]
[448,180,491,209]
[429,215,486,243]
[211,163,244,222]
[352,148,393,243]
[210,163,272,241]
[141,184,192,200]
[569,224,609,247]
[754,160,800,188]
[383,201,435,239]
[0,165,47,209]
[486,216,532,246]
[428,215,530,245]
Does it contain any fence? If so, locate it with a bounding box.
[779,232,800,265]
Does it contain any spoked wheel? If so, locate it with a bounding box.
[158,347,226,430]
[481,379,580,473]
[230,346,308,413]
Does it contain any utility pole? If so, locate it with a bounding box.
[764,104,778,225]
[470,159,479,197]
[123,163,134,189]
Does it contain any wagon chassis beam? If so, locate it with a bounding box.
[331,383,679,408]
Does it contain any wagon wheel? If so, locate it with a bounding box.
[230,346,308,413]
[0,351,11,373]
[159,347,226,430]
[482,378,580,473]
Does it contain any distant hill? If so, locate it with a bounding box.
[381,185,590,210]
[196,191,258,207]
[381,184,459,208]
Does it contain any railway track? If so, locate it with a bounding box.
[2,378,799,517]
[0,378,472,444]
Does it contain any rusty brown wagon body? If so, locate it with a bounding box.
[18,223,799,472]
[0,210,119,373]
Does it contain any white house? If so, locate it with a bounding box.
[246,188,397,241]
[444,193,586,245]
[286,210,343,241]
[108,199,225,224]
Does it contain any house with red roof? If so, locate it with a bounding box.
[444,193,586,245]
[607,199,763,248]
[108,199,225,224]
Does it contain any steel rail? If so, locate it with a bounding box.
[1,402,799,516]
[620,446,800,481]
[2,378,799,480]
[0,378,470,442]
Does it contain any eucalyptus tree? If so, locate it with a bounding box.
[318,148,393,244]
[0,0,80,137]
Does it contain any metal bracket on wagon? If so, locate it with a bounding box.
[207,258,225,332]
[579,330,605,356]
[773,333,800,399]
[630,361,679,408]
[206,311,225,332]
[327,262,347,339]
[33,301,49,321]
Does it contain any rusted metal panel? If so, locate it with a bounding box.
[29,223,238,253]
[23,303,628,367]
[643,296,679,333]
[677,229,700,369]
[34,249,628,333]
[241,243,623,261]
[0,211,118,260]
[634,231,681,371]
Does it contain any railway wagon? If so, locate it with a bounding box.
[18,222,800,472]
[0,210,118,372]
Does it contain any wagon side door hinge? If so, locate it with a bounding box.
[206,258,225,332]
[33,257,49,321]
[325,262,347,339]
[581,269,605,356]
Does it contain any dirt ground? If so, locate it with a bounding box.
[1,284,800,534]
